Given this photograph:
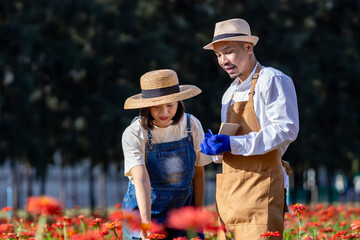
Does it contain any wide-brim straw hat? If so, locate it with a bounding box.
[124,69,202,109]
[203,18,259,50]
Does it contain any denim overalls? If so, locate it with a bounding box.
[123,114,195,239]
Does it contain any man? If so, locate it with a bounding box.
[200,18,299,239]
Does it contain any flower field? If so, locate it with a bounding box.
[1,196,360,239]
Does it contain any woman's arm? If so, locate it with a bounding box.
[192,166,205,207]
[130,165,151,239]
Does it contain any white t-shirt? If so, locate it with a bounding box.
[122,114,213,180]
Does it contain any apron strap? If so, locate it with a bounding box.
[248,63,262,101]
[227,62,262,111]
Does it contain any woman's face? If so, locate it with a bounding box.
[150,102,178,128]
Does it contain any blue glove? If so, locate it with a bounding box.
[208,134,231,155]
[200,134,231,155]
[200,136,215,155]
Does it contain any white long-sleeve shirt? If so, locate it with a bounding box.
[222,62,299,157]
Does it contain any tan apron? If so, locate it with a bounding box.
[216,64,284,240]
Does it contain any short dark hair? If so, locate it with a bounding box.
[139,101,185,130]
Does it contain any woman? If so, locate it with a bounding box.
[122,69,212,239]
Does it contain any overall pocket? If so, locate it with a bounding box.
[215,170,270,225]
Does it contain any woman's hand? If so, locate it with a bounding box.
[140,229,151,240]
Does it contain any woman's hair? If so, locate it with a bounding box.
[140,101,185,130]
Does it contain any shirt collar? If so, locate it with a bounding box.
[230,62,259,87]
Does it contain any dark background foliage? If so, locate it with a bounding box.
[1,0,359,207]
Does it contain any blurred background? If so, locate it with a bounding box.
[1,0,359,212]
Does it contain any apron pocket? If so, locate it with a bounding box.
[216,170,270,225]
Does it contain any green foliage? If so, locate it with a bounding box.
[1,0,360,200]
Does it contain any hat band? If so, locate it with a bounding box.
[212,33,248,42]
[142,84,180,99]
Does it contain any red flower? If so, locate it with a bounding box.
[102,220,122,231]
[19,231,35,238]
[0,224,14,233]
[25,196,63,216]
[114,203,122,209]
[147,233,167,239]
[290,204,306,214]
[52,222,64,229]
[149,220,166,235]
[1,233,19,239]
[108,210,123,222]
[1,207,13,212]
[260,231,281,237]
[351,219,360,232]
[172,237,188,240]
[332,230,348,239]
[166,206,217,232]
[70,231,105,240]
[123,210,143,231]
[90,218,105,225]
[343,233,360,239]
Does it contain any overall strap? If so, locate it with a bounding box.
[186,113,192,141]
[248,63,262,101]
[147,128,153,150]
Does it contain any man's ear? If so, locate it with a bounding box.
[245,42,254,53]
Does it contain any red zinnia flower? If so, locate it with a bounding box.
[149,220,166,235]
[166,206,217,232]
[290,203,306,214]
[108,210,124,222]
[1,233,19,239]
[1,207,13,212]
[351,219,360,232]
[114,203,122,209]
[260,231,281,237]
[25,196,63,216]
[147,233,167,239]
[0,224,14,233]
[70,231,105,240]
[90,218,105,225]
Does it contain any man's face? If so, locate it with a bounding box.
[213,41,253,80]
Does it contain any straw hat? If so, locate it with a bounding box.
[124,69,202,109]
[203,18,259,50]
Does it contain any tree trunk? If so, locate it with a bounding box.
[89,163,95,212]
[60,164,67,207]
[99,161,107,215]
[40,170,47,195]
[10,159,19,210]
[72,168,79,207]
[26,161,33,198]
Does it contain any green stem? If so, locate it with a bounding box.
[81,220,86,235]
[35,215,47,240]
[297,212,302,240]
[63,220,69,240]
[186,229,197,239]
[96,222,100,234]
[112,228,120,240]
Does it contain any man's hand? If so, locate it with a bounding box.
[200,134,231,155]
